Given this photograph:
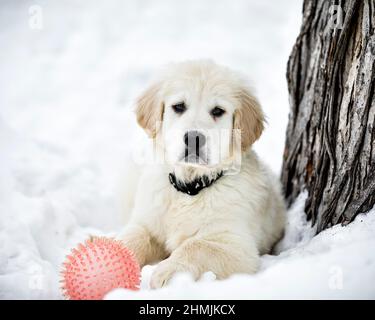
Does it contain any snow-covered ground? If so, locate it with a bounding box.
[108,200,375,300]
[0,0,374,299]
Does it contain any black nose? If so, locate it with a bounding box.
[184,130,206,149]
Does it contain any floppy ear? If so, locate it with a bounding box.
[233,89,265,151]
[135,82,164,138]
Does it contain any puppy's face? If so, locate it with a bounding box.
[161,75,235,167]
[136,61,264,170]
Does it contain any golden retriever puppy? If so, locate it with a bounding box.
[120,60,285,289]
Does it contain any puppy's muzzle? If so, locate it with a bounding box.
[183,130,207,164]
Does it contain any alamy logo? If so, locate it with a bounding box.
[29,5,43,30]
[328,265,344,290]
[27,265,46,291]
[328,5,344,30]
[131,125,243,177]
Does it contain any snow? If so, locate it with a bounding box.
[107,200,375,299]
[0,0,374,300]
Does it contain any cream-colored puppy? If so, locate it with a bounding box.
[120,60,285,289]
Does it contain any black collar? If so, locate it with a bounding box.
[168,171,223,196]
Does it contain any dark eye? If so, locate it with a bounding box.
[210,106,226,118]
[171,102,186,114]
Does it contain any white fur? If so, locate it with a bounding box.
[120,60,285,289]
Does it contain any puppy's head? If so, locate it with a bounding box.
[135,60,264,172]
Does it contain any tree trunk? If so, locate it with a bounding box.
[281,0,375,233]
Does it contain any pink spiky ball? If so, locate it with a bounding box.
[61,237,140,300]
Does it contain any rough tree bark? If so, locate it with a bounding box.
[281,0,375,233]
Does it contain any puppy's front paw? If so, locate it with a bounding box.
[150,259,197,289]
[150,260,179,289]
